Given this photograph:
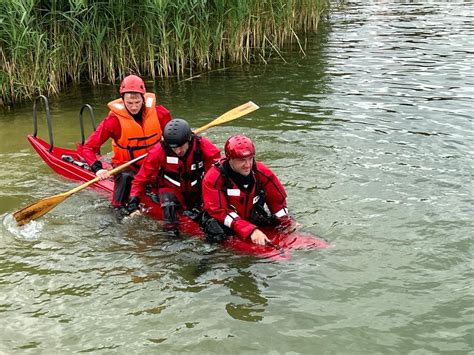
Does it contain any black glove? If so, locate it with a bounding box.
[126,196,140,214]
[201,213,228,243]
[90,160,104,173]
[183,208,203,222]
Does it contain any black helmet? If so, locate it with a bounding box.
[163,118,193,148]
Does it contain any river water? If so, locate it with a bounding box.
[1,1,472,353]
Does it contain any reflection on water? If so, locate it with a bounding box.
[1,1,473,353]
[225,270,268,322]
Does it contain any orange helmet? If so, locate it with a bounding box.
[225,135,255,159]
[119,75,146,94]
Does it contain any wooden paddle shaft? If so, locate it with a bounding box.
[61,153,148,197]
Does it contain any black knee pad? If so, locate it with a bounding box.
[159,192,181,224]
[159,192,179,206]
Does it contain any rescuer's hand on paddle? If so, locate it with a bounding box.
[250,229,270,246]
[95,169,111,180]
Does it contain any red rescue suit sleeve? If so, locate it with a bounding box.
[202,166,257,239]
[156,105,171,131]
[130,144,166,198]
[82,114,121,166]
[254,161,288,219]
[199,136,222,168]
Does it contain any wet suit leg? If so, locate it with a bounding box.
[160,192,181,237]
[111,168,136,220]
[113,167,136,207]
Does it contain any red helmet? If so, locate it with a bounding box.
[119,75,146,94]
[224,135,255,159]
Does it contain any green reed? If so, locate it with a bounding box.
[0,0,328,106]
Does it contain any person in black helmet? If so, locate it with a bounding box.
[126,118,221,233]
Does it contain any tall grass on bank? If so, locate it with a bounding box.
[1,0,328,106]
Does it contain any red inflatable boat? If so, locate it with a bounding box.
[23,96,328,260]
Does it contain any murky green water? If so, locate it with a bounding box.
[1,1,473,353]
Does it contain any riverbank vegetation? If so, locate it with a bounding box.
[1,0,328,106]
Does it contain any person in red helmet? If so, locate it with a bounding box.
[126,118,221,233]
[201,134,290,245]
[81,74,171,217]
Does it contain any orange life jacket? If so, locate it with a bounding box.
[109,93,162,166]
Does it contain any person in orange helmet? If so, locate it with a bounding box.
[82,74,171,217]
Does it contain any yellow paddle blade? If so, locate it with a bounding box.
[12,154,145,226]
[193,101,259,134]
[13,193,68,226]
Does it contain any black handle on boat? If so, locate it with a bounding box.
[79,104,97,146]
[33,95,54,152]
[267,242,286,257]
